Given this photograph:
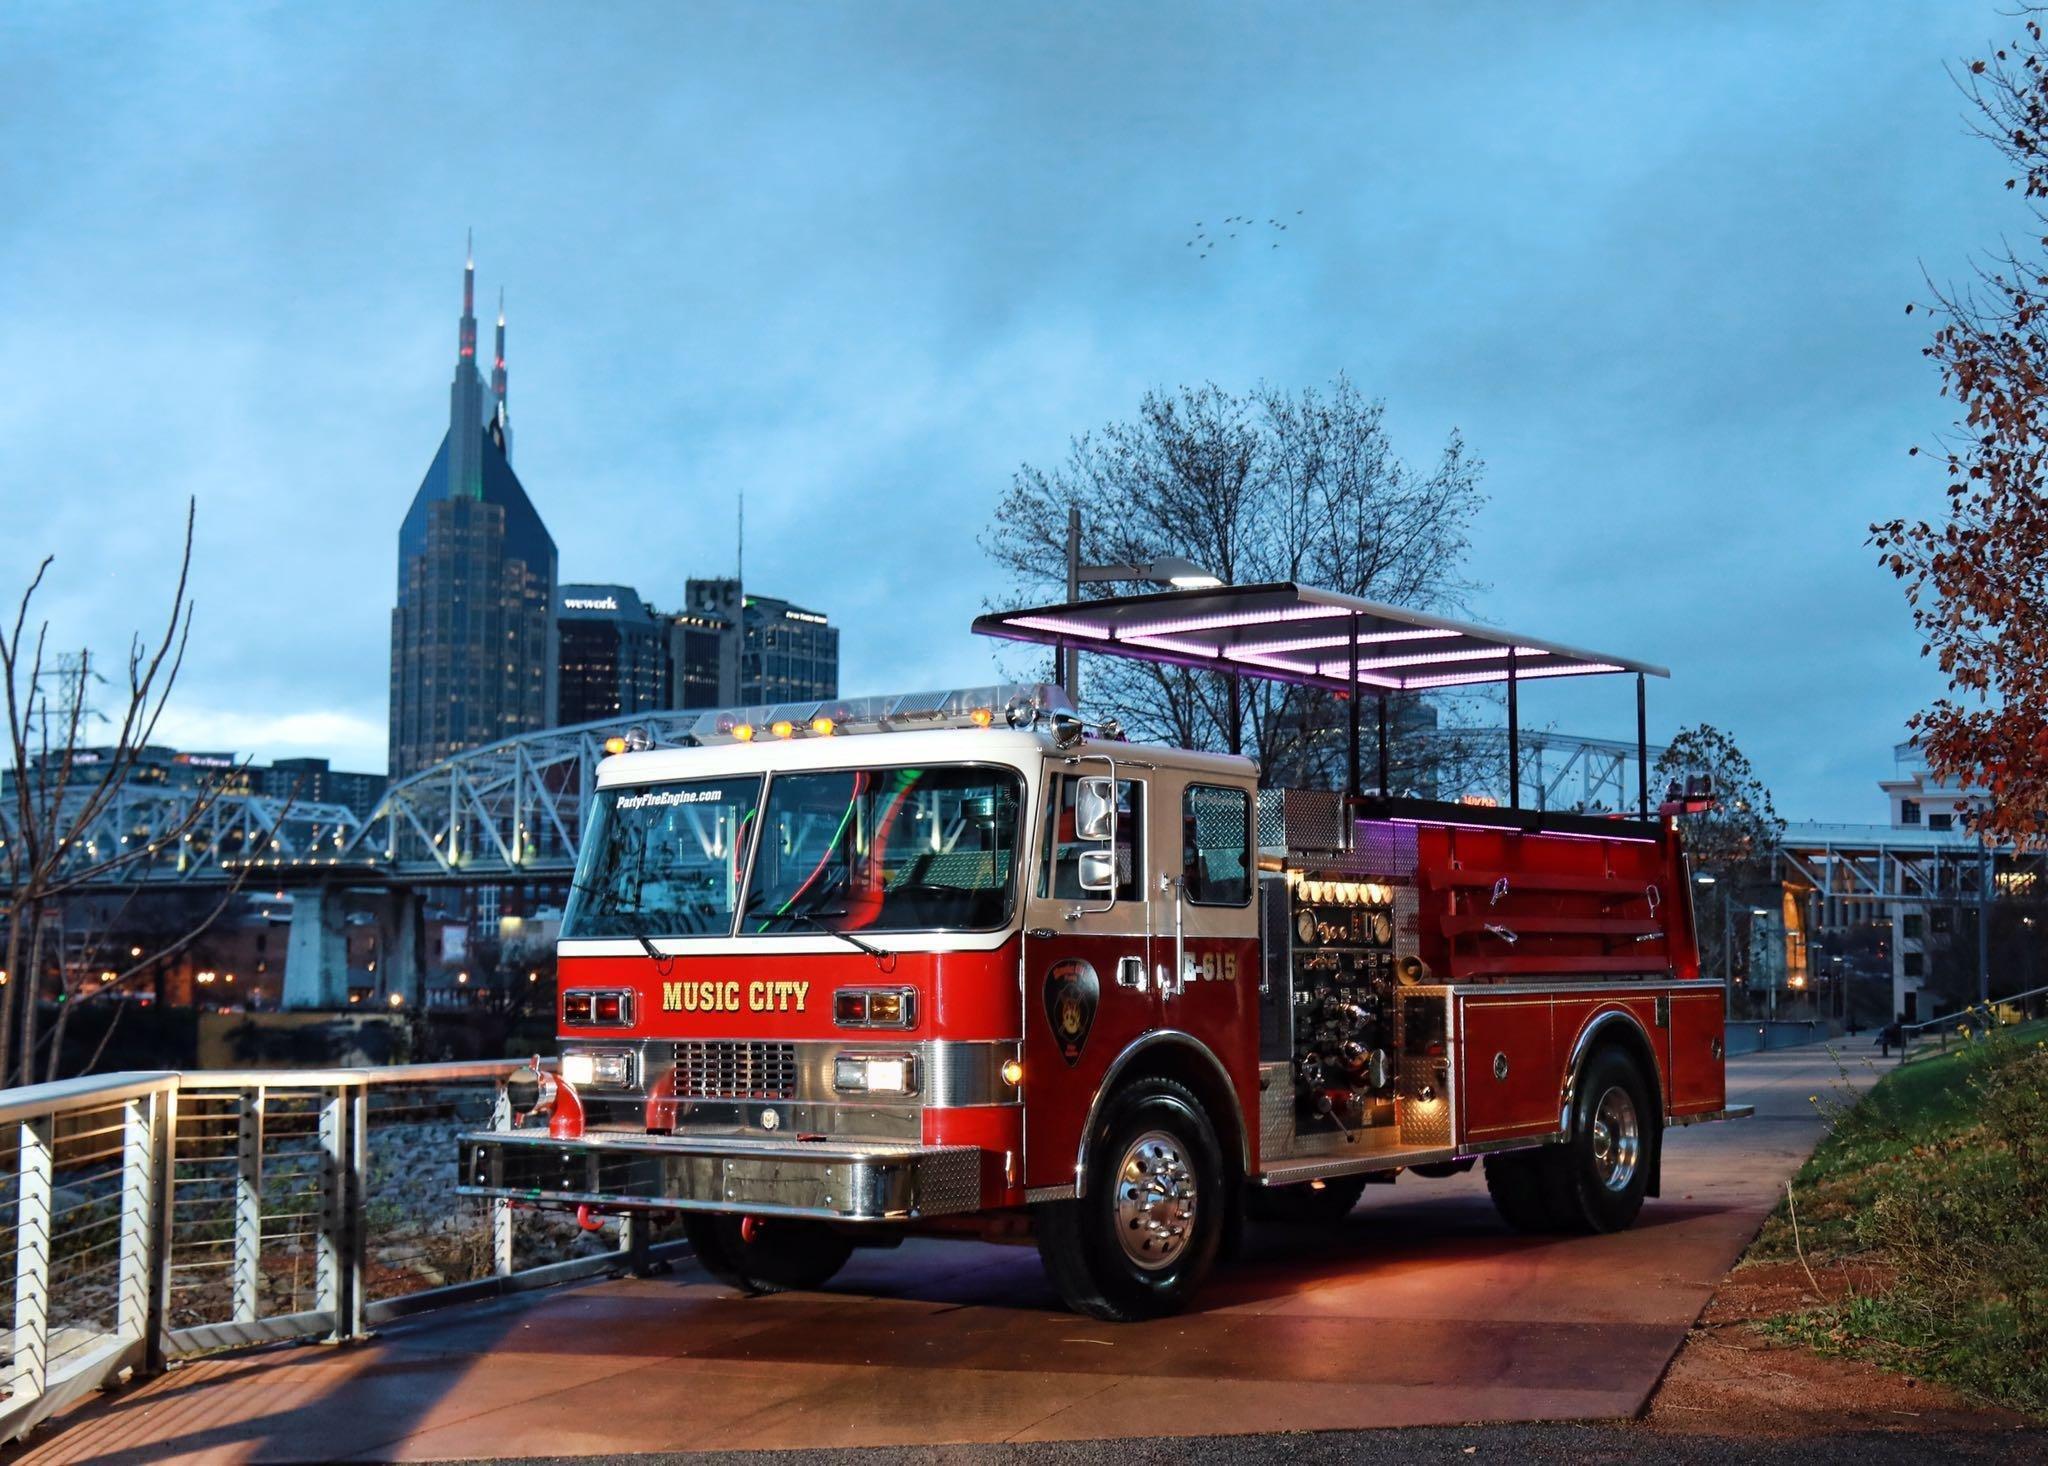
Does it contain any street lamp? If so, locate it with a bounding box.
[1061,507,1223,705]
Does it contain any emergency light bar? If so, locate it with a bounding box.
[603,683,1074,753]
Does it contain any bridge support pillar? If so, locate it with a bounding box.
[378,887,424,1009]
[282,887,348,1010]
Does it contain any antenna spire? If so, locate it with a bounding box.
[491,287,507,419]
[458,231,477,361]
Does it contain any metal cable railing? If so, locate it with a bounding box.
[0,1061,670,1447]
[1895,982,2048,1061]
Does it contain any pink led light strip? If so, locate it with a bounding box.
[1398,661,1623,690]
[1310,645,1552,676]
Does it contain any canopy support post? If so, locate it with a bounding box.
[1228,671,1243,757]
[1507,648,1520,811]
[1636,673,1649,820]
[1346,614,1362,800]
[1376,693,1390,797]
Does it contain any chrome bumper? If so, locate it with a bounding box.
[458,1128,985,1222]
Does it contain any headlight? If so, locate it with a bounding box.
[560,1049,634,1088]
[833,1053,918,1096]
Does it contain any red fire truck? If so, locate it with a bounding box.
[461,584,1745,1321]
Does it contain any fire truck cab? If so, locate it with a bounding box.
[461,584,1744,1321]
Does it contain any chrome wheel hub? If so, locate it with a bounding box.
[1589,1085,1641,1192]
[1114,1129,1197,1270]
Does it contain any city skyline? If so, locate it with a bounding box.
[0,3,2009,819]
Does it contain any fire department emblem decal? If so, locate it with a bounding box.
[1043,958,1099,1067]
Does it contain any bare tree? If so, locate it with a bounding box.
[981,377,1487,786]
[0,501,273,1083]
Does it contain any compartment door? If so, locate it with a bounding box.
[1457,993,1560,1145]
[1666,987,1727,1116]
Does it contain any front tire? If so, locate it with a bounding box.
[683,1213,854,1294]
[1034,1077,1225,1321]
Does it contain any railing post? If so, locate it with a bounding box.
[146,1087,173,1374]
[233,1087,263,1324]
[316,1086,350,1341]
[346,1084,367,1340]
[489,1079,513,1277]
[115,1095,158,1370]
[12,1115,52,1404]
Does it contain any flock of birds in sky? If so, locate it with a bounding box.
[1187,210,1303,258]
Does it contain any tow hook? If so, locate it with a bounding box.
[576,1203,607,1232]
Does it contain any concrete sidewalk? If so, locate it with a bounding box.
[22,1048,1872,1464]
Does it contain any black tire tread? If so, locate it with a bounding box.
[1033,1076,1223,1322]
[1483,1150,1558,1232]
[684,1213,853,1294]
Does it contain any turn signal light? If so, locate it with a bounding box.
[970,706,994,728]
[810,716,837,736]
[732,723,756,742]
[1000,1059,1024,1086]
[833,986,917,1029]
[563,989,633,1027]
[602,736,628,755]
[770,719,796,739]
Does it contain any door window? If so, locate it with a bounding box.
[1181,784,1252,906]
[1037,775,1144,902]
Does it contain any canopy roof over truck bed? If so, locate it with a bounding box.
[975,582,1669,823]
[971,582,1666,694]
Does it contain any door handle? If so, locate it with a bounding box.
[1116,955,1147,992]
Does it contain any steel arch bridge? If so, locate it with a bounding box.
[9,690,1034,890]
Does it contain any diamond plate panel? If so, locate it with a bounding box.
[1257,1064,1297,1162]
[912,1145,985,1215]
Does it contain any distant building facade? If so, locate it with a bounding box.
[556,584,671,725]
[389,245,557,776]
[261,757,386,818]
[0,747,384,817]
[672,579,740,710]
[737,592,838,705]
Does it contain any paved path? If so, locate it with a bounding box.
[24,1047,1875,1464]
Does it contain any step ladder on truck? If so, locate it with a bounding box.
[458,583,1749,1320]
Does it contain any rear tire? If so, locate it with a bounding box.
[1246,1172,1370,1225]
[683,1213,854,1294]
[1484,1046,1654,1235]
[1548,1047,1654,1233]
[1034,1077,1225,1321]
[1484,1149,1558,1232]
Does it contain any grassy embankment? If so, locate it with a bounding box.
[1745,1019,2048,1413]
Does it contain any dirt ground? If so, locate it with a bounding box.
[1637,1259,2036,1440]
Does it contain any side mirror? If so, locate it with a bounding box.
[1074,777,1117,843]
[1077,847,1118,893]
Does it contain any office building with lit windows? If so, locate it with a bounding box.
[736,592,838,705]
[556,584,671,725]
[389,243,557,776]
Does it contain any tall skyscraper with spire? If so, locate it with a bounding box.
[388,240,557,776]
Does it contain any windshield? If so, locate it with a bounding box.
[562,777,762,939]
[743,765,1024,935]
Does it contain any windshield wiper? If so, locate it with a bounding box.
[778,906,895,967]
[634,932,667,963]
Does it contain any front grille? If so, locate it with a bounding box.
[673,1041,799,1100]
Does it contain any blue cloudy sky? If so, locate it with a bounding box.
[0,2,2013,819]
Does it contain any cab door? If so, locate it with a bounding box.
[1151,772,1261,1144]
[1020,757,1155,1193]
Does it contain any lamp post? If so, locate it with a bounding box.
[1061,506,1224,719]
[1696,873,1731,1014]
